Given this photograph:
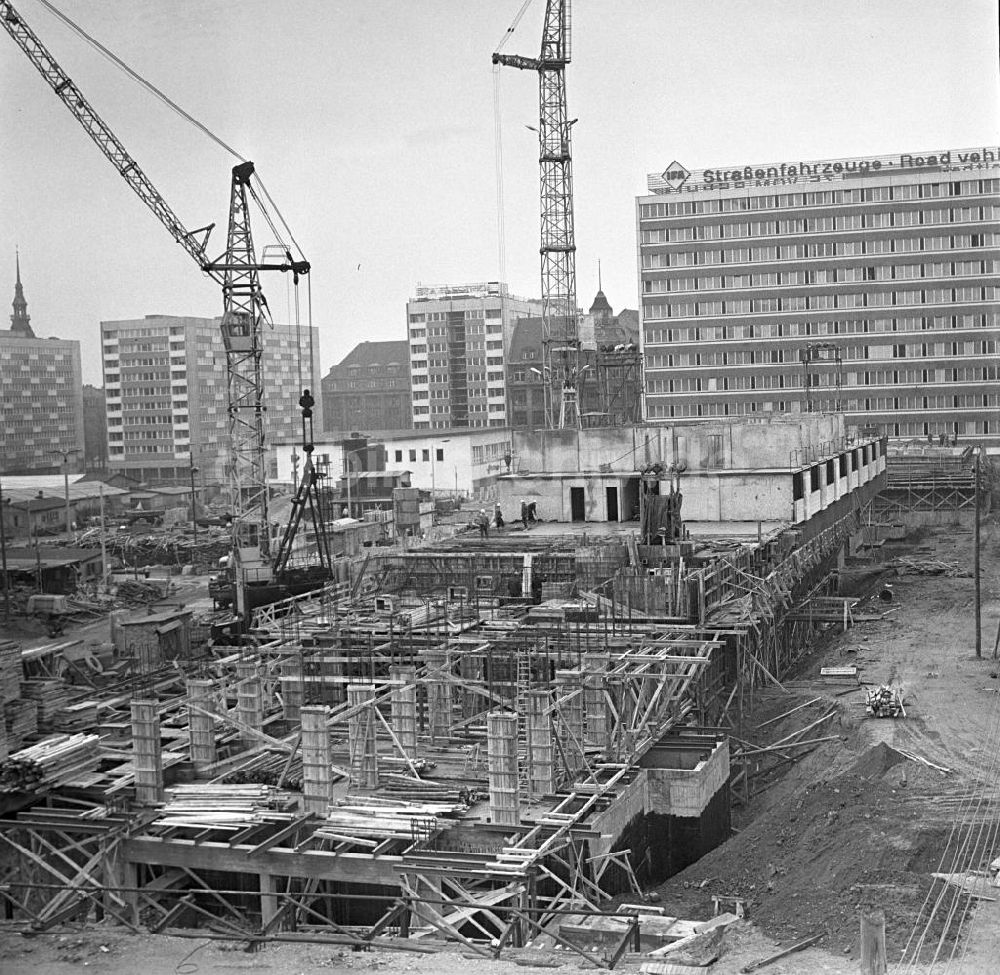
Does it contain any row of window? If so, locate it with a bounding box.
[640,180,1000,217]
[408,309,504,323]
[645,400,998,436]
[646,286,998,320]
[410,323,504,338]
[640,233,996,268]
[640,207,999,244]
[645,260,998,294]
[651,373,1000,394]
[646,313,996,345]
[648,340,996,363]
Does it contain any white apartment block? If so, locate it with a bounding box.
[101,314,321,484]
[406,282,542,430]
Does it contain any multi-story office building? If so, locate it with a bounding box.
[0,256,85,474]
[101,314,321,484]
[406,282,542,430]
[321,340,412,435]
[507,288,642,429]
[638,147,1000,445]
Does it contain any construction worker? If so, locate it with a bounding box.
[477,508,490,538]
[520,499,529,530]
[494,503,505,530]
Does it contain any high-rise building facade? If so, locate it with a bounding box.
[101,314,321,484]
[0,256,84,473]
[638,147,1000,445]
[406,282,542,430]
[321,340,412,435]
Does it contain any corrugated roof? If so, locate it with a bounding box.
[0,478,127,504]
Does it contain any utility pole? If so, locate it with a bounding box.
[99,483,108,592]
[0,477,9,621]
[49,448,78,536]
[189,455,200,548]
[974,446,982,658]
[30,507,41,591]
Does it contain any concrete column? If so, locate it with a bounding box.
[390,665,418,760]
[521,554,534,601]
[424,651,451,743]
[347,683,379,789]
[186,679,217,771]
[555,669,585,780]
[526,690,556,796]
[458,651,481,720]
[300,705,332,815]
[487,710,520,826]
[236,659,264,748]
[280,651,303,723]
[582,652,610,749]
[130,698,163,805]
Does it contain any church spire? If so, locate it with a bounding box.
[10,248,34,337]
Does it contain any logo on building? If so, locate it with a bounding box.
[661,161,690,189]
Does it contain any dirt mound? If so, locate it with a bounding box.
[655,740,949,955]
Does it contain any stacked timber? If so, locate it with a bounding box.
[0,733,100,793]
[381,772,467,802]
[61,700,100,731]
[316,794,466,842]
[4,699,38,748]
[21,679,70,732]
[0,640,21,702]
[152,783,296,830]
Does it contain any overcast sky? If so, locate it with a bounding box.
[2,0,997,386]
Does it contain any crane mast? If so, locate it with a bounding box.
[1,0,309,622]
[494,0,580,428]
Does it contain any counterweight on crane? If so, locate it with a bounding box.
[1,0,311,623]
[494,0,580,429]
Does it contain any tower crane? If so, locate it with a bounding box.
[494,0,580,428]
[1,0,311,623]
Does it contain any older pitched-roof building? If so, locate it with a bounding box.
[506,289,642,430]
[321,340,412,435]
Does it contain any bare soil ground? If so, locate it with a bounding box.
[3,526,999,974]
[654,523,1000,971]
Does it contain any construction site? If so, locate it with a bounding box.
[3,1,1000,974]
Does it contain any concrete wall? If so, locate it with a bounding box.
[645,739,730,818]
[513,426,665,475]
[497,475,631,523]
[512,415,847,477]
[672,414,844,471]
[681,472,795,522]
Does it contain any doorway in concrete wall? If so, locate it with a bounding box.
[570,486,586,522]
[606,486,619,521]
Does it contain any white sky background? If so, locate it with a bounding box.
[2,0,997,386]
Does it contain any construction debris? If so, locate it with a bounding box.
[865,683,906,718]
[891,556,970,577]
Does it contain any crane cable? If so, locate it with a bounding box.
[35,0,314,407]
[34,0,245,164]
[492,0,536,290]
[35,1,309,266]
